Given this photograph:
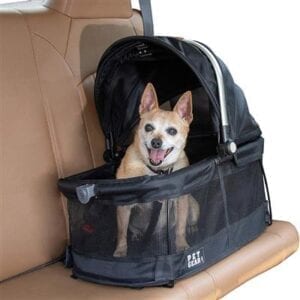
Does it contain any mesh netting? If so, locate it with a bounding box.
[67,160,265,260]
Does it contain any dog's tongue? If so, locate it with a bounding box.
[149,149,166,164]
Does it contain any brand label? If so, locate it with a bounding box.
[187,248,205,269]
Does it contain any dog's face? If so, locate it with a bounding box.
[135,83,193,168]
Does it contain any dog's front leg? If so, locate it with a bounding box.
[175,195,190,252]
[113,205,132,257]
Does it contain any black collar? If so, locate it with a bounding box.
[147,165,173,175]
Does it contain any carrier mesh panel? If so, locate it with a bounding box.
[69,200,169,258]
[224,161,265,224]
[67,161,264,259]
[60,146,268,288]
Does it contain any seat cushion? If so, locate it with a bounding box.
[1,221,298,300]
[0,0,142,281]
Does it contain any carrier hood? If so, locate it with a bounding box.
[94,36,261,151]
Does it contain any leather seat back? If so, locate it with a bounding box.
[0,0,143,281]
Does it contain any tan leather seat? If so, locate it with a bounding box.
[1,221,298,299]
[0,0,142,281]
[0,0,298,299]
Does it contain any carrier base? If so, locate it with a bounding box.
[1,221,298,299]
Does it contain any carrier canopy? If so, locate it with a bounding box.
[94,36,261,160]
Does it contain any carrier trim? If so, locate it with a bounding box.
[185,40,230,143]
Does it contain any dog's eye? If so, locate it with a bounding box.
[166,127,177,136]
[145,124,154,132]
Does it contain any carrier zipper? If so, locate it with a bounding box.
[217,166,231,248]
[166,199,171,255]
[165,167,173,256]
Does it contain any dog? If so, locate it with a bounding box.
[113,83,199,257]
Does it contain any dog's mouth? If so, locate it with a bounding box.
[147,146,174,166]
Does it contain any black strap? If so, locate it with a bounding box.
[259,160,273,225]
[142,201,163,243]
[142,165,173,245]
[139,0,154,36]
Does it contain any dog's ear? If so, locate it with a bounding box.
[174,91,193,124]
[139,83,159,115]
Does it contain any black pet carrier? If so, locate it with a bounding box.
[58,2,272,288]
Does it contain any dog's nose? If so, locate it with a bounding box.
[151,138,162,149]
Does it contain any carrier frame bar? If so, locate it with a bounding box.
[185,40,235,153]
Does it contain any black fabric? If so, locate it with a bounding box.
[94,36,261,154]
[70,205,266,287]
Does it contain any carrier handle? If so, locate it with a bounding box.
[185,40,237,155]
[139,0,154,36]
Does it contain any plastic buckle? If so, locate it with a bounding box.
[217,143,228,158]
[76,184,95,204]
[218,140,237,156]
[216,140,237,165]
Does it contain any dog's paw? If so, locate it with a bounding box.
[113,247,127,257]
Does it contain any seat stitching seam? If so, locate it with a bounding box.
[64,17,72,59]
[14,8,70,240]
[175,283,192,300]
[42,4,70,19]
[263,231,290,260]
[204,270,218,300]
[76,71,96,87]
[65,0,72,15]
[32,32,76,78]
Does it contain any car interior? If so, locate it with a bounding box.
[0,0,299,299]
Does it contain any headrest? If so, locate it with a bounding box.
[43,0,133,19]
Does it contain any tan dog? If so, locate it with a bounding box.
[114,83,199,257]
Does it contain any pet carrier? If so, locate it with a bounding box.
[58,1,272,288]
